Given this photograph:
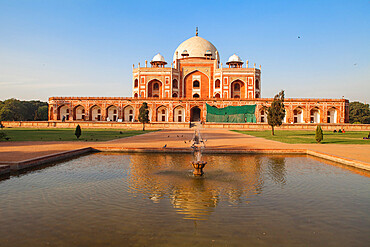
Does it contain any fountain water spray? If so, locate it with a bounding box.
[191,129,207,176]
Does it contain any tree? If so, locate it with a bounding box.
[264,90,286,135]
[75,124,82,139]
[0,99,26,121]
[0,98,48,121]
[34,105,48,120]
[138,102,150,131]
[0,131,7,141]
[315,125,323,143]
[349,101,370,124]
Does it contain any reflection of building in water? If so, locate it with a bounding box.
[127,153,267,219]
[170,179,219,219]
[266,157,287,185]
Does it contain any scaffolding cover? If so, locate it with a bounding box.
[206,103,256,123]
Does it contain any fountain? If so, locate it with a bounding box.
[191,129,207,176]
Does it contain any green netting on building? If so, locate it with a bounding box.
[206,103,256,123]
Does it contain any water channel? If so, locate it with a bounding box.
[0,153,369,246]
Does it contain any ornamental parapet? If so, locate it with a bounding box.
[132,67,172,73]
[49,96,348,103]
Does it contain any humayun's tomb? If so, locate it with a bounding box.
[48,31,349,125]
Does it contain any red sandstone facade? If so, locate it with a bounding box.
[48,34,349,124]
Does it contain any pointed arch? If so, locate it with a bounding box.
[215,79,221,89]
[183,70,209,99]
[156,105,168,122]
[190,106,201,122]
[293,107,304,123]
[259,108,267,123]
[173,105,185,122]
[327,107,337,123]
[123,105,135,122]
[172,79,178,89]
[57,105,70,121]
[106,105,118,121]
[89,105,102,121]
[73,105,85,120]
[230,79,245,98]
[183,69,210,80]
[147,79,163,98]
[310,107,321,123]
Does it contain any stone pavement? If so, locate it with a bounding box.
[0,128,369,171]
[0,141,94,162]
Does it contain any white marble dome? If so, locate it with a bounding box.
[173,36,219,63]
[227,54,243,63]
[152,53,166,63]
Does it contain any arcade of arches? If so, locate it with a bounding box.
[50,98,347,124]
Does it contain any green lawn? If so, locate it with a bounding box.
[0,128,155,142]
[233,130,370,144]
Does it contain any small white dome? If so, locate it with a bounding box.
[227,54,242,63]
[181,50,189,56]
[152,53,166,62]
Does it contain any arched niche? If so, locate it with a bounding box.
[73,105,85,121]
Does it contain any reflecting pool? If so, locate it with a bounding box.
[0,153,369,246]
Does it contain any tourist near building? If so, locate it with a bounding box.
[48,30,349,124]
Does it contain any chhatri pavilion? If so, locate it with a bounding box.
[48,30,348,124]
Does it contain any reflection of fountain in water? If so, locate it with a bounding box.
[191,129,207,176]
[126,152,265,220]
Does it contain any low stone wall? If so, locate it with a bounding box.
[0,165,10,177]
[204,123,370,130]
[1,121,370,130]
[1,121,189,129]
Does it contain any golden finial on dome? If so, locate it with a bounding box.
[196,27,198,36]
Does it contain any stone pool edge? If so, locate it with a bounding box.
[0,147,95,176]
[95,147,370,172]
[1,147,369,177]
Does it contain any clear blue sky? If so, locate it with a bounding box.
[0,0,369,102]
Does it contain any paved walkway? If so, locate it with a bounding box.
[0,141,93,162]
[1,128,369,169]
[96,129,370,164]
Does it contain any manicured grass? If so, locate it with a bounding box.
[0,128,155,142]
[233,130,370,144]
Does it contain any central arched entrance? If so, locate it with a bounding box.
[190,107,201,122]
[147,79,162,98]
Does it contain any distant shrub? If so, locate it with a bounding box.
[75,125,82,139]
[0,132,7,141]
[315,125,323,143]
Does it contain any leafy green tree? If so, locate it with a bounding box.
[0,99,26,121]
[35,105,48,120]
[138,102,149,131]
[349,101,370,124]
[264,90,286,135]
[315,125,323,143]
[75,125,82,139]
[0,99,48,121]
